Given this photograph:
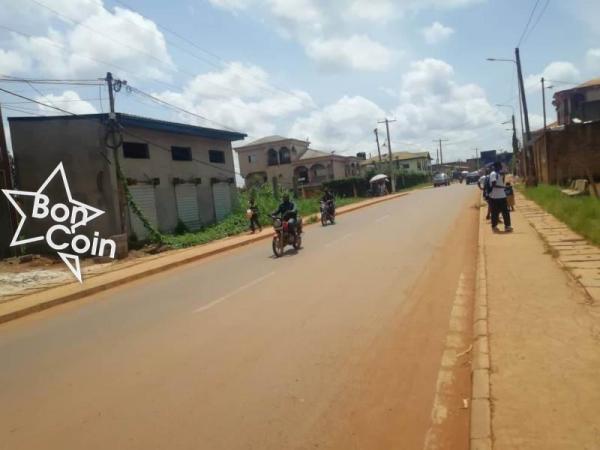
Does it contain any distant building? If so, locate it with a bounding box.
[8,113,246,246]
[0,108,16,258]
[553,78,600,126]
[235,135,360,189]
[360,151,432,174]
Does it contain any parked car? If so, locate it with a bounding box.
[465,171,480,185]
[433,173,450,187]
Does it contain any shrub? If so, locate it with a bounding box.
[323,177,370,197]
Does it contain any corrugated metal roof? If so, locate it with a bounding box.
[363,151,431,163]
[8,113,247,141]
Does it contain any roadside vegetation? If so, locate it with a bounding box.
[521,184,600,246]
[131,172,431,250]
[164,184,361,249]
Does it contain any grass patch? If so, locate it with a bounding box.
[161,181,428,249]
[522,184,600,246]
[164,184,362,249]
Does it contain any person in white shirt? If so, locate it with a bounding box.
[478,169,491,220]
[489,161,513,232]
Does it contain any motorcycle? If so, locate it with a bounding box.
[320,201,335,226]
[271,214,303,257]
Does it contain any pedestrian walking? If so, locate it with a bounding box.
[489,161,513,233]
[505,181,515,211]
[248,197,262,233]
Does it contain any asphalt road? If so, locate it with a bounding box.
[0,184,480,450]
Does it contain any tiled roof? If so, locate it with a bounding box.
[237,135,304,147]
[299,148,332,160]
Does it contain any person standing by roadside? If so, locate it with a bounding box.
[478,168,491,220]
[248,197,262,234]
[489,161,513,232]
[505,181,515,211]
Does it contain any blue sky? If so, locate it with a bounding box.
[1,0,599,162]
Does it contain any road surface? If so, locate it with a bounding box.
[0,184,479,450]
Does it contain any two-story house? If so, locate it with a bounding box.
[553,78,600,125]
[8,113,246,245]
[360,151,432,175]
[235,136,360,189]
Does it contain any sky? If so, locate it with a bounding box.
[1,0,599,164]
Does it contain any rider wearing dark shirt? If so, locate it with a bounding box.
[272,194,298,234]
[321,189,335,215]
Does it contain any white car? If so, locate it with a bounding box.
[433,173,450,187]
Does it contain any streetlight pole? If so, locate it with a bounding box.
[378,118,396,192]
[541,77,547,129]
[488,53,536,184]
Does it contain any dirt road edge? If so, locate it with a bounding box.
[470,206,492,450]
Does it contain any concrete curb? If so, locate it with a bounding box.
[0,190,415,324]
[471,206,492,450]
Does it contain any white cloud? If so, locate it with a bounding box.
[0,49,30,74]
[1,0,173,81]
[290,95,386,151]
[525,61,581,91]
[586,48,600,72]
[207,0,251,10]
[155,62,314,138]
[393,59,500,139]
[206,0,482,71]
[36,90,98,115]
[289,57,502,160]
[346,0,395,22]
[422,21,454,44]
[307,35,394,72]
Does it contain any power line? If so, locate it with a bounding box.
[0,97,101,105]
[517,0,541,47]
[29,0,307,103]
[0,87,77,115]
[126,84,244,134]
[521,0,550,46]
[28,0,178,75]
[0,24,184,92]
[109,0,308,103]
[0,75,103,85]
[1,105,46,116]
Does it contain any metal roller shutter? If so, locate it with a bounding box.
[128,185,158,240]
[175,184,201,230]
[212,182,232,221]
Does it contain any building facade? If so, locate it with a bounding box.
[8,113,246,247]
[0,108,16,258]
[360,151,432,174]
[235,136,360,189]
[532,121,600,184]
[553,79,600,126]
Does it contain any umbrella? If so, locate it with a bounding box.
[369,174,388,183]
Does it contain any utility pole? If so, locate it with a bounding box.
[378,118,396,192]
[474,148,479,170]
[374,128,382,162]
[541,77,547,129]
[105,72,127,235]
[433,139,449,169]
[515,47,536,185]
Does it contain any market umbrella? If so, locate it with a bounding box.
[369,174,388,183]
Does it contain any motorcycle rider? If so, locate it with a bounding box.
[321,188,335,216]
[272,193,299,236]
